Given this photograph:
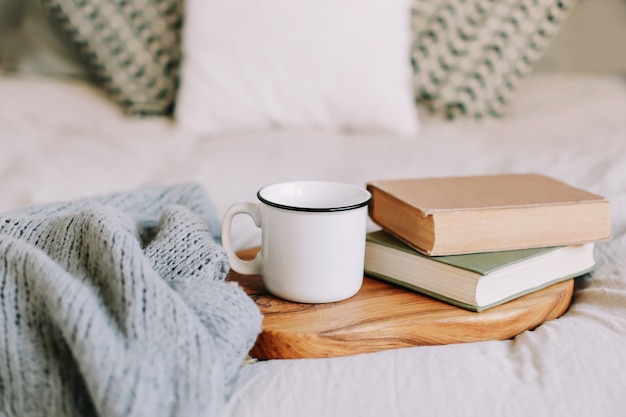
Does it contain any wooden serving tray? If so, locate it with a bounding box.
[227,248,574,360]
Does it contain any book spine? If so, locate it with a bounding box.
[367,185,436,254]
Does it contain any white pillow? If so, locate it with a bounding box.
[175,0,419,137]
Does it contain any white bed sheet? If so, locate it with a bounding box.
[1,73,626,416]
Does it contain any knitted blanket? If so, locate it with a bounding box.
[0,183,262,417]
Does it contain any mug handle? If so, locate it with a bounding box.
[221,202,263,276]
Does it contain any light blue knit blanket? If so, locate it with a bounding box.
[0,183,262,417]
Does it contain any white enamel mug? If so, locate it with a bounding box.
[221,181,372,303]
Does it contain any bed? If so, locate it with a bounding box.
[2,0,626,416]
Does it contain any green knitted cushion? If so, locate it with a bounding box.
[41,0,183,115]
[411,0,577,119]
[39,0,575,120]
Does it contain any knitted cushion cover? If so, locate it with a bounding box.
[40,0,183,115]
[411,0,577,119]
[39,0,575,120]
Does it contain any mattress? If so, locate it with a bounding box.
[1,72,626,416]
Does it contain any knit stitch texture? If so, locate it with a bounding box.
[0,183,262,417]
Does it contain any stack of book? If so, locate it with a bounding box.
[364,173,611,312]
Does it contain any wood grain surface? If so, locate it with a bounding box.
[227,247,574,360]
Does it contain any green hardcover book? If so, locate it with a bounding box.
[364,230,597,312]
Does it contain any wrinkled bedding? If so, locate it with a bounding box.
[1,72,626,416]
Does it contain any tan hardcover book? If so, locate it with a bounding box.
[366,173,611,256]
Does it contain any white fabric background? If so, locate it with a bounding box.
[176,0,419,136]
[1,73,625,416]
